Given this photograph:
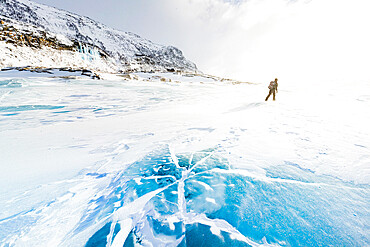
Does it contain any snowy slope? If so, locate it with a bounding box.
[0,0,197,72]
[0,41,117,73]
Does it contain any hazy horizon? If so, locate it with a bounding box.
[32,0,370,84]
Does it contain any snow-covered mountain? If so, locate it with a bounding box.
[0,0,197,73]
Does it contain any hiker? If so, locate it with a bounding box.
[265,78,278,101]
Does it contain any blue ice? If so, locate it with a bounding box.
[81,147,369,246]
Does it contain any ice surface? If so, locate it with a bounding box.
[0,73,369,246]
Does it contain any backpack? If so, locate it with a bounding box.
[268,81,275,90]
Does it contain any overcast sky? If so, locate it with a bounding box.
[33,0,370,84]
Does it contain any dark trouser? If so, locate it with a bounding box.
[265,89,276,101]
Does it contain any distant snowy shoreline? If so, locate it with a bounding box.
[0,66,253,87]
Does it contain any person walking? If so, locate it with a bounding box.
[265,78,278,101]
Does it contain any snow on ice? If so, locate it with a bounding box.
[0,72,369,246]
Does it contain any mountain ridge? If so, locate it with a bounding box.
[0,0,197,73]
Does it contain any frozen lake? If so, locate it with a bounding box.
[0,73,369,246]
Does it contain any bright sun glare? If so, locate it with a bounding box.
[166,0,370,84]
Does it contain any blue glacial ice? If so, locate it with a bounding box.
[0,145,368,246]
[63,146,368,246]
